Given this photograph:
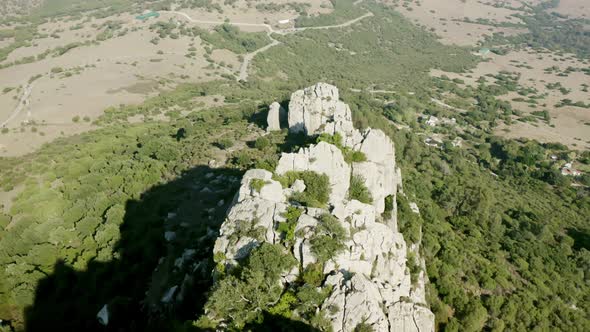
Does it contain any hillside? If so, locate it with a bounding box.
[0,0,588,331]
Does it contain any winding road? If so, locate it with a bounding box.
[164,10,374,81]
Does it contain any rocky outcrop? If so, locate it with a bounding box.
[212,83,433,331]
[276,141,351,204]
[266,101,285,132]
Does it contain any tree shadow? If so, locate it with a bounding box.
[567,228,590,251]
[23,165,243,331]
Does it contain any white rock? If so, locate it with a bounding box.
[97,304,109,326]
[409,202,420,215]
[288,83,340,135]
[259,180,285,203]
[323,273,390,332]
[161,285,178,303]
[332,199,375,228]
[291,179,306,193]
[388,302,435,332]
[353,129,397,213]
[267,102,285,131]
[276,142,350,204]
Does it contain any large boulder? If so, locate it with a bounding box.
[266,102,285,132]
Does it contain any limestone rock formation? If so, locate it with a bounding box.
[276,141,351,204]
[211,83,434,332]
[266,101,285,132]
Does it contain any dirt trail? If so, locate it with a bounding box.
[165,10,374,81]
[1,82,34,128]
[430,98,469,113]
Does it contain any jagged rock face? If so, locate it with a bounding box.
[324,273,390,332]
[389,302,435,332]
[288,83,339,135]
[266,102,285,132]
[276,141,351,204]
[353,129,398,214]
[211,83,434,332]
[288,83,359,143]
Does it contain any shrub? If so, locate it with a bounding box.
[276,171,330,208]
[254,136,270,150]
[254,155,277,172]
[249,178,267,193]
[317,132,367,163]
[382,195,394,219]
[310,214,347,262]
[232,151,252,168]
[345,150,367,163]
[216,138,234,149]
[302,262,324,287]
[202,243,297,328]
[72,115,80,123]
[348,175,373,204]
[1,128,8,134]
[354,321,374,332]
[277,206,302,245]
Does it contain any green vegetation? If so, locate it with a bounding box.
[274,171,331,208]
[396,195,422,245]
[200,243,297,329]
[348,174,372,204]
[295,0,363,28]
[256,2,309,14]
[249,178,267,193]
[309,213,347,263]
[192,24,271,54]
[256,3,477,91]
[482,1,590,59]
[0,90,258,327]
[316,132,366,163]
[0,0,588,330]
[277,206,302,246]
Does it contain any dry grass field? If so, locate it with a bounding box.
[386,0,529,46]
[431,47,590,149]
[390,0,589,149]
[0,0,331,156]
[548,0,590,18]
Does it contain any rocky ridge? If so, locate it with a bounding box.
[212,83,434,331]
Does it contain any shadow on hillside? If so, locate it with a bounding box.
[568,228,590,251]
[22,165,231,331]
[23,163,322,331]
